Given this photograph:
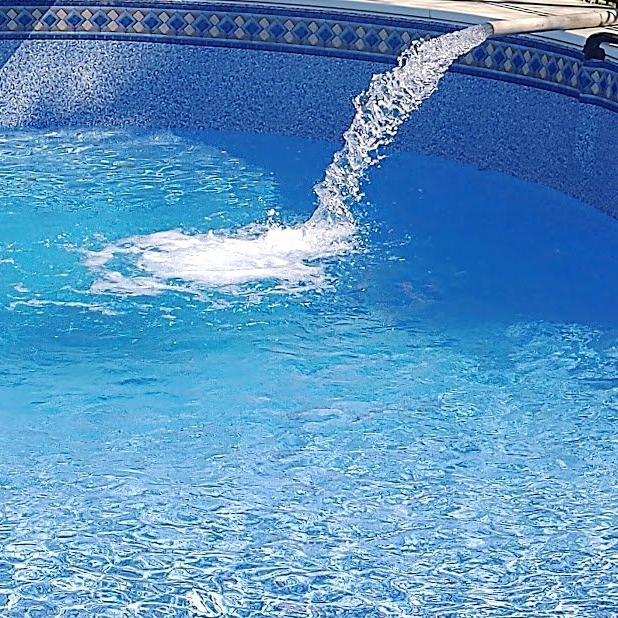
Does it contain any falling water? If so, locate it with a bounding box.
[311,23,493,225]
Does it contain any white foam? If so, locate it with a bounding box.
[84,220,357,297]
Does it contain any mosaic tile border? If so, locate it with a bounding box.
[0,2,616,111]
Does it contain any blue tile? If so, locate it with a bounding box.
[192,15,210,34]
[65,10,84,29]
[218,16,236,36]
[545,59,558,78]
[16,9,34,28]
[340,26,357,46]
[242,18,261,37]
[386,31,403,52]
[599,74,608,92]
[363,29,380,48]
[90,11,110,30]
[511,51,525,70]
[267,20,285,39]
[529,55,542,73]
[117,11,136,30]
[168,13,186,32]
[578,70,593,90]
[293,21,310,41]
[40,11,58,28]
[492,48,506,66]
[143,12,161,31]
[472,46,488,63]
[317,24,334,44]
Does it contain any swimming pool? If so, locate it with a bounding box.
[1,2,617,616]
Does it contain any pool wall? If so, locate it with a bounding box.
[0,1,616,218]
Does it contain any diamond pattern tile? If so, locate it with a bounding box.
[218,16,235,36]
[167,13,185,32]
[242,18,261,38]
[142,11,161,31]
[65,10,83,29]
[363,29,380,48]
[15,8,33,28]
[293,21,310,41]
[90,10,110,30]
[0,2,613,109]
[116,11,135,30]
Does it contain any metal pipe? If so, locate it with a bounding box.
[488,9,618,36]
[584,31,618,60]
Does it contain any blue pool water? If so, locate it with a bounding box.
[1,129,617,616]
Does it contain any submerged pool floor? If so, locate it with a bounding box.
[1,129,617,616]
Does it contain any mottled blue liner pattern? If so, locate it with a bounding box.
[0,2,617,111]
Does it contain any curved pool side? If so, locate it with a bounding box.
[0,1,616,218]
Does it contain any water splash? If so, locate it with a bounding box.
[84,222,356,296]
[311,24,492,224]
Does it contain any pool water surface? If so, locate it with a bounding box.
[1,129,617,616]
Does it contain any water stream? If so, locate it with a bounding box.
[311,23,492,225]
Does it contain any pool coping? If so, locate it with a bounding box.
[270,0,618,59]
[97,0,618,58]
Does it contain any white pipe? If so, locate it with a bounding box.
[488,9,618,36]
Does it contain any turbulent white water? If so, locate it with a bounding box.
[0,26,491,294]
[84,222,356,296]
